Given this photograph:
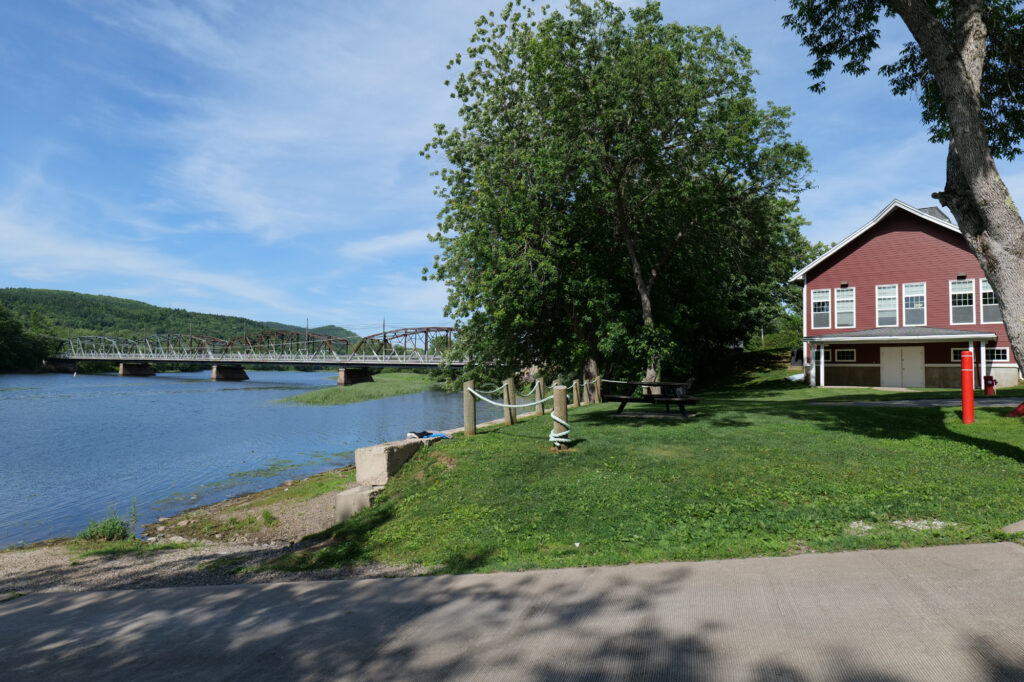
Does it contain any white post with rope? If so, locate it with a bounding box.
[535,377,545,416]
[463,380,476,437]
[551,384,570,450]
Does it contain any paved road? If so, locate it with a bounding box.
[815,396,1023,408]
[4,543,1024,680]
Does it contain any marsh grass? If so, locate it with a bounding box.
[268,364,1024,575]
[281,372,439,406]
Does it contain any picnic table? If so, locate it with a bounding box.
[601,379,699,416]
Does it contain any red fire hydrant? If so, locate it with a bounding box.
[985,375,997,396]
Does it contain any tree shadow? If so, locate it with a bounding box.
[4,555,1022,680]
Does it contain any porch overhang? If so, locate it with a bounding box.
[804,327,997,345]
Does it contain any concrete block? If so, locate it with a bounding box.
[355,439,423,486]
[1002,519,1024,533]
[335,485,381,524]
[211,365,249,381]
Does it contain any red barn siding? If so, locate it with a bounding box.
[803,208,1015,363]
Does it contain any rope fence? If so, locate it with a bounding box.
[461,375,602,449]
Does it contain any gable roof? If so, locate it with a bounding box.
[789,199,961,284]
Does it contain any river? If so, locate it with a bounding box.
[0,370,501,548]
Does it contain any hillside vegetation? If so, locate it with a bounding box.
[0,288,359,342]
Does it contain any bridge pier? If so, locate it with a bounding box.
[338,367,374,386]
[43,358,78,374]
[211,365,249,381]
[119,363,156,377]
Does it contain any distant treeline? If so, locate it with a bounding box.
[0,288,360,342]
[0,288,362,372]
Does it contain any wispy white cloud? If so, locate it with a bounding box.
[0,205,304,317]
[79,1,472,243]
[338,229,431,263]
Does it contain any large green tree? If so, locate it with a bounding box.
[784,1,1024,374]
[425,0,811,382]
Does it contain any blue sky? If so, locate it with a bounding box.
[1,1,1021,335]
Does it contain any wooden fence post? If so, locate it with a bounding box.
[535,377,545,416]
[463,380,476,437]
[553,384,568,450]
[572,379,581,408]
[595,375,602,403]
[503,378,516,425]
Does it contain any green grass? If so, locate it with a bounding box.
[281,371,439,406]
[267,367,1024,575]
[70,539,196,558]
[235,467,356,508]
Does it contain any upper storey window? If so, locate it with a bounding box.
[950,279,975,324]
[811,290,831,329]
[876,284,898,327]
[835,287,855,328]
[902,282,926,326]
[981,279,1002,323]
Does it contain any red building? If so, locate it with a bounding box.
[792,199,1018,389]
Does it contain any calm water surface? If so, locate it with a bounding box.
[0,370,500,548]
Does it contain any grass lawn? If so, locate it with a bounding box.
[267,364,1024,575]
[281,371,439,405]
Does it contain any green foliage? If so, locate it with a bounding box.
[0,288,359,344]
[268,379,1024,574]
[425,0,812,383]
[784,0,1024,159]
[77,516,132,542]
[0,302,55,372]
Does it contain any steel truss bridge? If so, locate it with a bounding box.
[51,327,464,368]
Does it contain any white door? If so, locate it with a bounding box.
[880,346,925,387]
[901,346,925,387]
[881,347,902,386]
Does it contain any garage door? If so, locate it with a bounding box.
[880,346,925,388]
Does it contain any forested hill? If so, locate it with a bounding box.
[0,289,360,342]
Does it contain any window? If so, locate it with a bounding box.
[835,287,855,328]
[835,349,856,362]
[811,290,831,329]
[981,279,1002,323]
[876,284,898,326]
[950,279,975,324]
[952,348,969,362]
[986,347,1009,362]
[903,282,926,326]
[814,348,832,362]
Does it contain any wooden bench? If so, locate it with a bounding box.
[601,380,699,416]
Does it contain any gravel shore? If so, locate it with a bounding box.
[0,467,424,595]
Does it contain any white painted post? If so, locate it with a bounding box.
[808,344,817,387]
[820,344,826,388]
[980,340,987,385]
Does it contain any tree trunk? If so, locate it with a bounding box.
[612,196,660,383]
[891,0,1024,377]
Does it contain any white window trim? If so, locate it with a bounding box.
[834,287,856,329]
[985,346,1010,363]
[875,284,899,327]
[902,282,927,327]
[981,279,1002,324]
[949,279,976,325]
[811,289,831,330]
[835,349,856,362]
